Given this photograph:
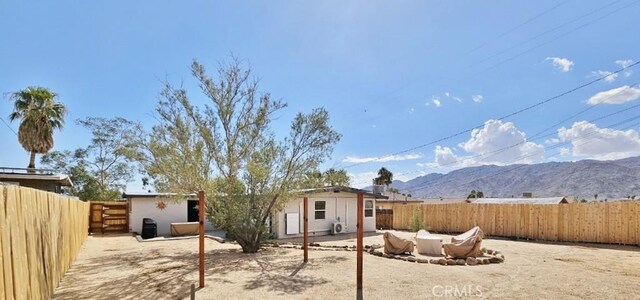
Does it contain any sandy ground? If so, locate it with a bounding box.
[53,231,640,300]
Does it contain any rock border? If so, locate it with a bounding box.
[264,242,505,266]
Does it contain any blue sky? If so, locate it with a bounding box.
[2,1,640,190]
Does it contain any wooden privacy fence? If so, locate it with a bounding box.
[392,202,640,245]
[0,185,90,299]
[89,202,129,234]
[375,209,393,229]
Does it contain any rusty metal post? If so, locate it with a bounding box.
[357,192,364,292]
[198,191,205,288]
[304,197,309,263]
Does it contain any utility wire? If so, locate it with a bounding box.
[0,117,17,136]
[358,0,634,119]
[467,1,571,54]
[465,0,640,77]
[471,0,624,66]
[343,61,640,169]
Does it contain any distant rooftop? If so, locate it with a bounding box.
[473,197,568,205]
[122,192,197,199]
[0,167,73,187]
[296,186,389,199]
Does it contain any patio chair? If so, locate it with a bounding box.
[443,227,484,258]
[451,226,483,243]
[383,232,414,255]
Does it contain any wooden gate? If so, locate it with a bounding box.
[376,209,393,229]
[89,202,129,234]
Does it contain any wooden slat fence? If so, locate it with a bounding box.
[89,202,129,234]
[392,202,640,245]
[375,209,393,229]
[0,185,90,299]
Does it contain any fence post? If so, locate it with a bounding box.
[198,191,205,288]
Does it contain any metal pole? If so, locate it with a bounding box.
[198,191,205,288]
[357,192,363,292]
[304,197,309,263]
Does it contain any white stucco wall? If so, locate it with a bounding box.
[274,191,377,239]
[129,197,215,236]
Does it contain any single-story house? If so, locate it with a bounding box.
[272,186,388,239]
[123,192,216,236]
[473,197,569,204]
[0,167,73,193]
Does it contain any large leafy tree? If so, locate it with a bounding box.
[8,86,67,169]
[300,168,351,188]
[323,168,350,186]
[41,117,140,200]
[128,59,341,253]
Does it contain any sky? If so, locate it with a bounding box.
[1,1,640,191]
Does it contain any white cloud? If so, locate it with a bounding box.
[586,85,640,105]
[472,95,483,103]
[348,171,377,188]
[409,108,415,113]
[615,59,633,77]
[432,97,442,107]
[444,92,462,102]
[590,70,618,83]
[545,138,560,145]
[559,147,571,156]
[558,121,640,160]
[546,57,574,72]
[418,120,545,170]
[459,119,545,164]
[342,153,423,163]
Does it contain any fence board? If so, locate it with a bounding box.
[392,202,640,245]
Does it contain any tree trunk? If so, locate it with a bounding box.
[28,151,36,170]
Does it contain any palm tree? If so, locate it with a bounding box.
[9,87,67,169]
[374,167,393,187]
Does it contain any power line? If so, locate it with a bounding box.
[343,61,640,169]
[0,117,17,136]
[471,0,624,67]
[357,0,635,119]
[467,1,571,54]
[466,0,640,77]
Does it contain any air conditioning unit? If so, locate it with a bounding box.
[331,222,345,235]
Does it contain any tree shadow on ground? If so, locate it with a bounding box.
[53,247,345,299]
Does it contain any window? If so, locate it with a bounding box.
[365,200,374,217]
[314,201,326,220]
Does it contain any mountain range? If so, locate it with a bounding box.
[384,156,640,199]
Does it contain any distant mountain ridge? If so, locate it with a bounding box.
[383,156,640,199]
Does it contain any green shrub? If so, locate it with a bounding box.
[411,206,426,232]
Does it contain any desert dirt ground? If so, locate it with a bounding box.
[52,230,640,300]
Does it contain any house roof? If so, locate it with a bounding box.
[296,186,389,199]
[0,167,73,187]
[473,197,568,204]
[122,192,197,199]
